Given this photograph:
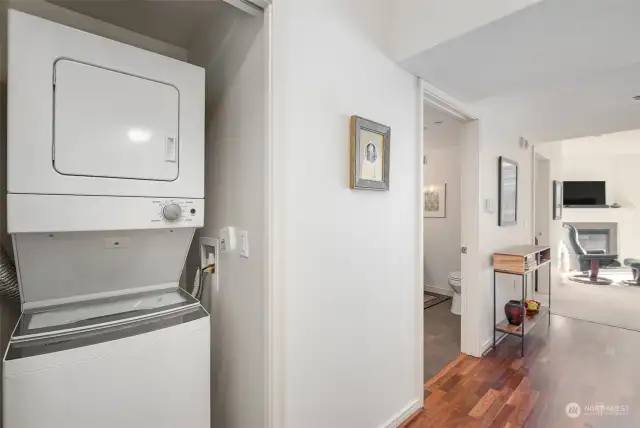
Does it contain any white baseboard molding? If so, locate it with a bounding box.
[379,398,422,428]
[423,284,453,296]
[480,332,508,355]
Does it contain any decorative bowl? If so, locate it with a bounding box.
[523,299,541,317]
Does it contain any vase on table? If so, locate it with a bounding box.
[504,300,524,326]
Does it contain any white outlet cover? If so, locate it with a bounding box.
[238,230,249,258]
[484,198,495,213]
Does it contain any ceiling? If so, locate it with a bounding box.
[47,0,229,48]
[402,0,640,143]
[560,129,640,156]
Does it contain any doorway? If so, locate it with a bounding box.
[422,102,462,381]
[420,83,480,385]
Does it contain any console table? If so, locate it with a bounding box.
[493,245,552,356]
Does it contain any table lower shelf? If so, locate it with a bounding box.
[494,307,550,337]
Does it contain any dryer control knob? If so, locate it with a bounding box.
[162,203,182,221]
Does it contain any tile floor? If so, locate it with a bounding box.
[423,294,461,382]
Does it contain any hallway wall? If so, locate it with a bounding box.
[476,107,535,352]
[271,0,422,426]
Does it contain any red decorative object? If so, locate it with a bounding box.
[504,300,524,326]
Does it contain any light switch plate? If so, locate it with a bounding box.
[484,198,495,213]
[219,227,236,253]
[238,230,249,258]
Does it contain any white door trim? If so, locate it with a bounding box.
[422,87,478,123]
[414,78,425,404]
[420,80,483,361]
[264,5,280,428]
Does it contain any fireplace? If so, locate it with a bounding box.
[578,229,611,253]
[566,222,618,254]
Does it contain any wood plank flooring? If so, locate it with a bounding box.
[403,314,640,428]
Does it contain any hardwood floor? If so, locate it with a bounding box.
[403,314,640,428]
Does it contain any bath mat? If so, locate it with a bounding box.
[424,292,451,309]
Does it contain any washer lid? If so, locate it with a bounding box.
[7,305,208,361]
[12,287,199,342]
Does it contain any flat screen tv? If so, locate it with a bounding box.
[563,181,606,206]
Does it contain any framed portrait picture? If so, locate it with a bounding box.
[423,184,447,218]
[498,156,518,226]
[350,115,390,190]
[553,180,563,220]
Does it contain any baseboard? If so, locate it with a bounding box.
[379,398,422,428]
[480,332,508,355]
[423,284,453,296]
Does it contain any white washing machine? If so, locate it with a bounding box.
[4,11,209,428]
[4,290,210,428]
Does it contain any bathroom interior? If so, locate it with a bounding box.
[422,102,463,381]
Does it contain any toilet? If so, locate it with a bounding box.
[448,271,462,315]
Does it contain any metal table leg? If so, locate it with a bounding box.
[549,261,552,326]
[493,270,496,350]
[522,273,526,357]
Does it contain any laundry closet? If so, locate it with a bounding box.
[0,1,270,427]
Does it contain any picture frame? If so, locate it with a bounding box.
[350,115,390,190]
[553,180,563,220]
[498,156,518,226]
[423,184,447,218]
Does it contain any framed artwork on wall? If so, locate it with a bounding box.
[498,156,518,226]
[553,180,563,220]
[350,115,390,190]
[423,184,447,218]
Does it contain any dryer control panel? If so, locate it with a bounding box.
[152,200,199,224]
[8,194,204,233]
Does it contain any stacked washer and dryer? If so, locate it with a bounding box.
[3,10,209,428]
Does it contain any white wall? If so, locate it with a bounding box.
[271,0,422,426]
[389,0,542,62]
[560,153,640,261]
[475,107,535,351]
[188,7,268,428]
[423,112,461,294]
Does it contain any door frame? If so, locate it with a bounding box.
[418,80,483,399]
[532,152,552,293]
[532,152,552,245]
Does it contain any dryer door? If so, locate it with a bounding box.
[53,59,179,181]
